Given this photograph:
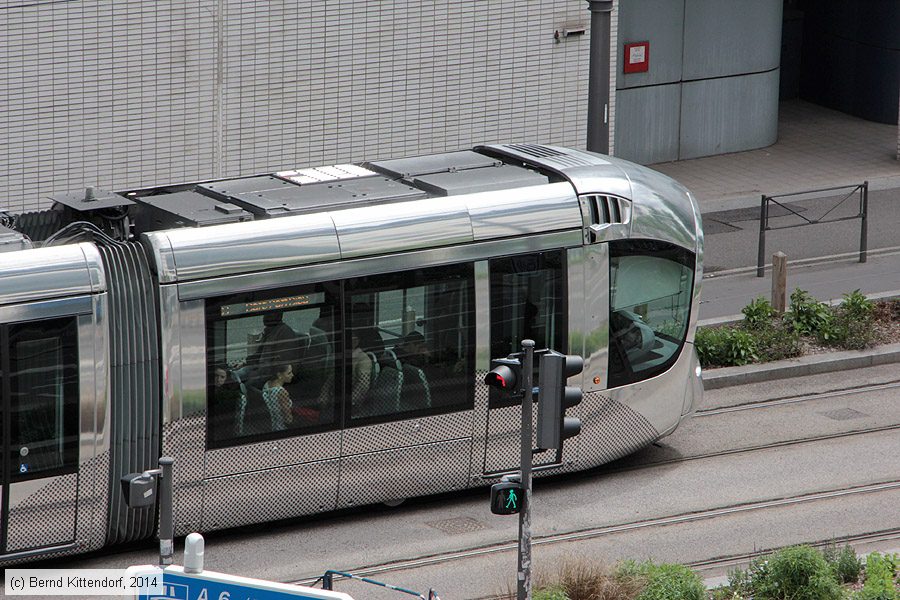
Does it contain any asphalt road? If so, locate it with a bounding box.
[697,188,900,321]
[701,188,899,274]
[17,364,899,600]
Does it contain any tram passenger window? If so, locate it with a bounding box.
[489,251,566,400]
[607,240,695,388]
[205,283,342,448]
[346,263,474,424]
[5,318,79,480]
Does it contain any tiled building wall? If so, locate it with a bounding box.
[1,1,590,212]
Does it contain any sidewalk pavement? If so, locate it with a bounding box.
[655,100,900,388]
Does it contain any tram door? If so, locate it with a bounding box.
[483,251,567,474]
[0,317,80,554]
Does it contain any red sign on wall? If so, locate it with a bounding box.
[624,41,650,74]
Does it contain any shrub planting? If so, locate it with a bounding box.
[617,561,705,600]
[696,289,891,369]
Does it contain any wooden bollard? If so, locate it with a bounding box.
[772,251,787,313]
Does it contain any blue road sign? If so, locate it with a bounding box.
[138,566,353,600]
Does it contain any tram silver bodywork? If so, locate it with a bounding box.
[0,244,110,562]
[140,146,703,536]
[0,145,703,559]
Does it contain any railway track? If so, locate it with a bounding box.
[696,379,900,417]
[601,379,900,474]
[295,479,900,590]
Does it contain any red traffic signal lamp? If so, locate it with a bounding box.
[484,357,523,401]
[536,351,584,450]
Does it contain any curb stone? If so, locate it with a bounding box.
[701,342,900,390]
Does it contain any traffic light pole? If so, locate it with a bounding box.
[517,339,535,600]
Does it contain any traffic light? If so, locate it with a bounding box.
[490,478,524,515]
[536,351,584,450]
[484,357,523,402]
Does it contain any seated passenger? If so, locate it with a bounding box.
[262,364,294,431]
[610,310,655,363]
[211,366,243,437]
[245,312,301,383]
[350,332,375,408]
[396,331,432,410]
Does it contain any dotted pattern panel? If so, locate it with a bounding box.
[0,451,109,566]
[202,461,340,531]
[2,1,589,212]
[163,415,206,537]
[342,409,474,456]
[6,473,79,552]
[578,390,659,469]
[484,403,560,474]
[205,430,342,479]
[338,438,472,508]
[482,389,658,475]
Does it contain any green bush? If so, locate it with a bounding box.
[855,552,898,600]
[822,543,862,584]
[532,586,569,600]
[749,545,842,600]
[825,290,877,350]
[752,319,803,362]
[742,296,777,330]
[695,326,758,368]
[617,561,705,600]
[787,289,833,337]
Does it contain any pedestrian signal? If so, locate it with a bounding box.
[484,357,523,402]
[490,481,524,515]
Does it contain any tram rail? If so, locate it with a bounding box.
[295,479,900,590]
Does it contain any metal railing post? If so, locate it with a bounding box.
[757,195,768,278]
[860,181,868,263]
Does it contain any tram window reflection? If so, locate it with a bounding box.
[346,263,475,424]
[608,240,694,388]
[6,317,79,480]
[206,283,342,448]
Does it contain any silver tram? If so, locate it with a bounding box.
[0,144,704,564]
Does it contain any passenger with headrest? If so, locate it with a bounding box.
[396,331,432,410]
[263,363,294,431]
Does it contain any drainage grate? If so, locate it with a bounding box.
[425,517,490,535]
[820,408,868,421]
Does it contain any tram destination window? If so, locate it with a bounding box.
[3,318,80,480]
[346,263,475,425]
[206,283,342,448]
[607,240,695,388]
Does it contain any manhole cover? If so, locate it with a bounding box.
[820,408,868,421]
[425,517,489,535]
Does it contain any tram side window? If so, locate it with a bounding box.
[346,263,475,424]
[489,251,566,386]
[206,283,341,448]
[5,318,79,480]
[608,240,695,388]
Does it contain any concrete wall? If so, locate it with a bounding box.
[614,0,782,164]
[0,1,591,212]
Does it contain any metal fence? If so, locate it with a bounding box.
[757,182,869,277]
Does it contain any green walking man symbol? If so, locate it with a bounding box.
[505,489,518,510]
